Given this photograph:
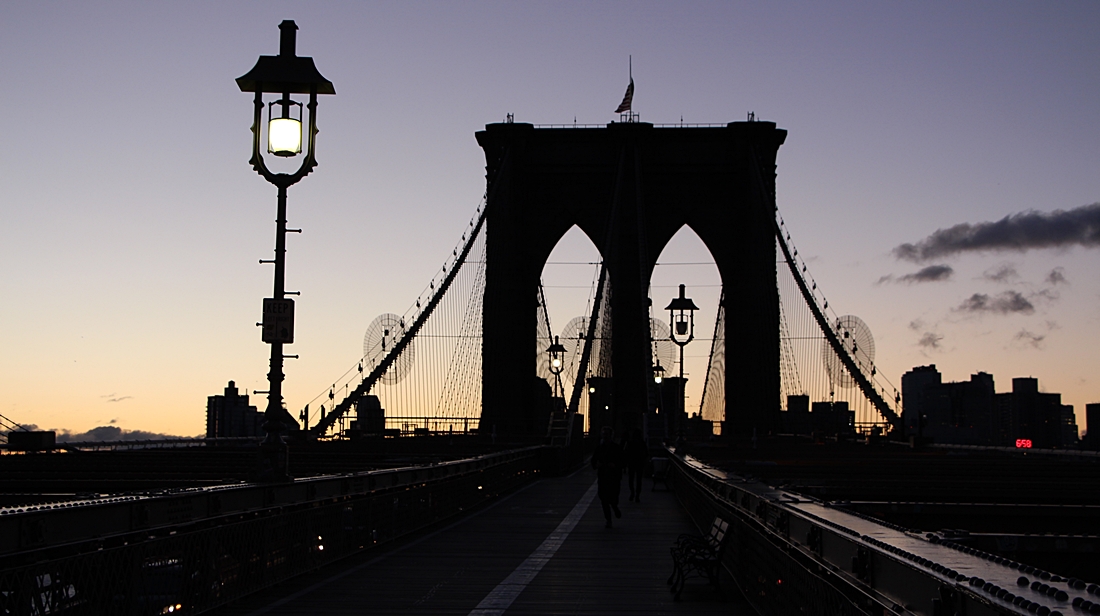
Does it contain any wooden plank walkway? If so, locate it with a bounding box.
[212,465,755,615]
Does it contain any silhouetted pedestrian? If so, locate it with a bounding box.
[624,429,648,502]
[592,426,623,527]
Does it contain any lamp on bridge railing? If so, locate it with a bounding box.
[237,20,335,482]
[653,361,665,384]
[547,335,567,398]
[666,284,699,434]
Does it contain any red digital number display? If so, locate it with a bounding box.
[1015,439,1032,449]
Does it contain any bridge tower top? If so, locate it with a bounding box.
[476,119,787,437]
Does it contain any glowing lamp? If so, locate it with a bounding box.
[547,336,566,376]
[237,19,335,175]
[665,284,699,345]
[267,102,303,156]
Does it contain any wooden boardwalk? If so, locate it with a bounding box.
[213,465,755,615]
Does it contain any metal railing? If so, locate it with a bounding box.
[668,449,1064,615]
[0,447,546,615]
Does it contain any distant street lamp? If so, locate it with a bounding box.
[666,284,699,433]
[547,335,567,398]
[237,20,335,481]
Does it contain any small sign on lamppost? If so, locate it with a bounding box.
[262,298,295,343]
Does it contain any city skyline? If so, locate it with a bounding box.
[2,2,1097,438]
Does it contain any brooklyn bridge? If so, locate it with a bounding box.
[3,19,1099,607]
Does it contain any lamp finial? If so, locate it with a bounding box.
[279,20,298,57]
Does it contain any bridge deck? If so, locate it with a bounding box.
[213,465,755,615]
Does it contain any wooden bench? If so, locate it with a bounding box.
[667,516,729,599]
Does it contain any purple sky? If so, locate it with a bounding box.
[2,2,1098,437]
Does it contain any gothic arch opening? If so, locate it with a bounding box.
[649,225,724,435]
[538,226,605,415]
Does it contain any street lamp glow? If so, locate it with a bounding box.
[268,117,302,156]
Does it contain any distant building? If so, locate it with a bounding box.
[995,377,1076,449]
[206,381,263,438]
[901,365,943,437]
[782,395,811,435]
[1085,403,1100,450]
[811,401,854,436]
[902,366,995,444]
[779,395,853,437]
[902,366,1077,448]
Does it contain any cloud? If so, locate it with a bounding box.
[876,264,953,285]
[100,392,132,403]
[55,426,189,442]
[899,264,954,283]
[908,319,924,331]
[1,425,189,443]
[1013,329,1045,349]
[893,202,1100,262]
[917,332,943,350]
[1046,267,1068,285]
[1032,288,1060,302]
[983,264,1018,283]
[955,290,1035,315]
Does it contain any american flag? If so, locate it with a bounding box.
[615,78,634,113]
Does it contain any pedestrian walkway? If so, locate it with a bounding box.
[213,464,755,615]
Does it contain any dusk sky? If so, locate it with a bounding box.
[2,2,1098,438]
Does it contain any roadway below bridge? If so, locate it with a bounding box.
[210,463,754,616]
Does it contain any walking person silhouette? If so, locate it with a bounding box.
[624,429,648,502]
[592,426,624,528]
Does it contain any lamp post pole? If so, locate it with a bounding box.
[666,284,698,439]
[264,183,289,453]
[237,20,335,481]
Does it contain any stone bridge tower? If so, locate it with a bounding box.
[476,120,787,438]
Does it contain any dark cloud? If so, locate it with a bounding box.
[908,319,924,331]
[917,332,943,350]
[876,265,953,285]
[898,265,954,283]
[893,202,1100,262]
[1046,267,1068,285]
[105,396,132,403]
[3,425,186,442]
[983,264,1018,283]
[955,290,1035,315]
[40,426,188,443]
[1033,288,1060,302]
[1013,329,1045,349]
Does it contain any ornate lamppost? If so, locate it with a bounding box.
[666,284,698,436]
[237,20,334,481]
[547,335,567,399]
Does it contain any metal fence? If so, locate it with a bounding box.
[668,451,883,615]
[0,447,545,615]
